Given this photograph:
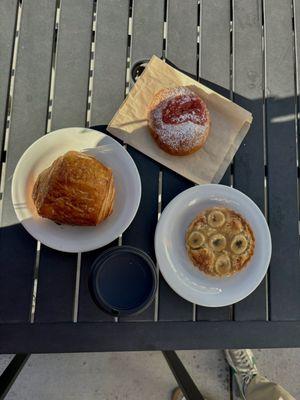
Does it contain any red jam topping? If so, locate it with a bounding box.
[162,95,207,125]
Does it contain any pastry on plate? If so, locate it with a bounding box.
[32,150,115,226]
[185,207,255,277]
[147,86,210,156]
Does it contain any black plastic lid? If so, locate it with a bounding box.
[89,246,157,317]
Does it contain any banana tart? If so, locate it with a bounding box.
[185,207,255,277]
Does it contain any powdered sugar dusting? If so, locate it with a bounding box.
[169,110,202,124]
[150,87,209,152]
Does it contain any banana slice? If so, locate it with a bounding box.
[187,231,205,249]
[215,254,231,275]
[207,209,226,228]
[231,234,248,255]
[209,234,226,252]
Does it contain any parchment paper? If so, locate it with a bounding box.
[108,55,252,184]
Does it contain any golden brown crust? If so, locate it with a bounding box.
[185,207,255,277]
[148,123,210,156]
[32,151,115,226]
[147,87,211,156]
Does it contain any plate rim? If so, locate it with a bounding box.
[155,184,272,307]
[11,127,142,253]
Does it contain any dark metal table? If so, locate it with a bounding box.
[1,0,300,367]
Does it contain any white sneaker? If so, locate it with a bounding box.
[225,349,258,397]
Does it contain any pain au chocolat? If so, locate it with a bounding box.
[32,151,115,226]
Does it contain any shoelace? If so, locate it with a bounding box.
[234,351,257,385]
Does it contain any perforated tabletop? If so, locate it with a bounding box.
[1,0,300,353]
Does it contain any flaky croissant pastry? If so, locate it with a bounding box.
[32,151,115,226]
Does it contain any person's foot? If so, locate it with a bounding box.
[171,387,185,400]
[225,349,258,397]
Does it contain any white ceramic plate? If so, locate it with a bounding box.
[12,127,141,253]
[155,184,272,307]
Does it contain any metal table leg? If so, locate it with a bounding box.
[162,351,205,400]
[0,354,29,400]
